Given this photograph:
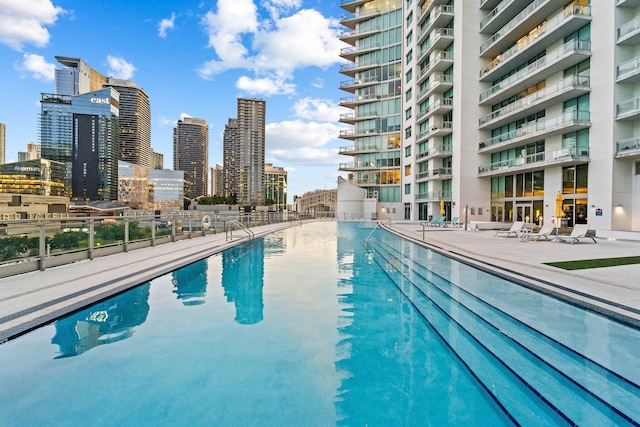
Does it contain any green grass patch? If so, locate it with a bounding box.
[545,256,640,270]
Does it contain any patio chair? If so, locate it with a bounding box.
[422,216,438,227]
[525,222,556,241]
[434,217,446,227]
[494,221,524,237]
[554,224,597,244]
[445,216,460,228]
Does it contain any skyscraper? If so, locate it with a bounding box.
[71,88,120,201]
[39,93,73,194]
[104,78,152,168]
[223,98,266,207]
[0,123,5,164]
[54,56,107,96]
[264,163,287,211]
[17,142,41,162]
[339,1,640,234]
[173,117,209,199]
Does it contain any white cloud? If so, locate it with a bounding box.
[16,53,55,81]
[293,97,347,122]
[311,78,324,89]
[198,2,344,95]
[158,12,176,38]
[236,75,295,96]
[106,55,136,79]
[158,112,193,127]
[266,120,344,166]
[0,0,64,50]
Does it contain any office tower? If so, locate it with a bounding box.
[0,159,66,196]
[264,163,287,211]
[71,88,120,201]
[103,78,152,168]
[54,56,107,96]
[223,98,266,207]
[173,117,209,199]
[339,1,639,234]
[152,151,164,170]
[0,123,5,164]
[39,93,73,194]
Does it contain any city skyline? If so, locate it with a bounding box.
[0,0,350,200]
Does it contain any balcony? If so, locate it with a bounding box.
[480,0,502,10]
[339,110,379,124]
[415,144,453,162]
[478,75,590,129]
[616,96,640,120]
[479,5,592,82]
[617,56,640,83]
[340,0,370,14]
[615,137,640,159]
[617,0,640,8]
[339,93,381,108]
[339,60,378,77]
[479,39,590,104]
[417,98,453,124]
[618,16,640,45]
[421,5,454,37]
[417,51,454,84]
[418,0,449,24]
[417,74,454,103]
[338,145,383,156]
[339,128,381,140]
[478,146,590,177]
[478,110,591,153]
[416,167,453,182]
[340,9,381,30]
[480,0,522,35]
[339,44,380,61]
[340,26,381,45]
[416,121,453,143]
[416,191,452,201]
[339,76,379,93]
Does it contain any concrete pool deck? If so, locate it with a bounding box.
[1,220,639,342]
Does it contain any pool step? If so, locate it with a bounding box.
[366,239,640,427]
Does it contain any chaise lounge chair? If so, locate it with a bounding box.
[554,224,597,244]
[494,221,524,237]
[525,222,556,241]
[446,216,461,228]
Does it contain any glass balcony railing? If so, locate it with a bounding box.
[416,144,453,160]
[618,16,640,41]
[616,96,640,118]
[479,39,590,101]
[417,121,453,141]
[478,110,590,150]
[340,8,380,23]
[478,146,589,174]
[616,137,640,155]
[617,56,640,80]
[479,5,591,76]
[478,75,590,126]
[480,0,517,31]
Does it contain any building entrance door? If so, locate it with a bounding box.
[515,203,533,223]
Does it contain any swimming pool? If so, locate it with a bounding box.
[0,222,638,426]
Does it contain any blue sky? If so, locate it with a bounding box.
[0,0,349,199]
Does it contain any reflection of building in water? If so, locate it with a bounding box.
[171,260,208,306]
[263,234,286,256]
[51,284,150,358]
[221,240,265,324]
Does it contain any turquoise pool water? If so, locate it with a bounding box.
[0,222,638,426]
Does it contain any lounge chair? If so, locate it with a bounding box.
[422,216,438,227]
[434,217,446,227]
[525,222,556,241]
[494,221,524,237]
[554,224,597,244]
[446,216,460,228]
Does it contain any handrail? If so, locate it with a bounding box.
[226,220,254,241]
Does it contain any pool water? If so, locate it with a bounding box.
[0,222,638,426]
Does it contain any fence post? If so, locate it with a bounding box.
[38,220,46,271]
[151,217,156,246]
[124,218,129,252]
[89,219,95,260]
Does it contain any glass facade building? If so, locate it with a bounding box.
[71,88,120,201]
[118,161,184,210]
[173,117,209,199]
[0,159,66,196]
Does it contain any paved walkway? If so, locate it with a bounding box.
[385,222,640,327]
[1,220,640,342]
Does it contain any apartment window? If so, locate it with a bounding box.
[405,126,412,138]
[405,146,411,157]
[405,108,411,121]
[406,69,413,83]
[405,184,411,194]
[406,88,412,102]
[406,12,413,27]
[405,165,412,176]
[406,49,413,64]
[406,30,413,46]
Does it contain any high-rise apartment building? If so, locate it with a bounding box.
[152,151,164,170]
[223,98,266,207]
[0,123,5,164]
[71,88,120,201]
[104,78,152,168]
[173,117,209,199]
[54,56,107,96]
[339,0,639,234]
[211,164,224,197]
[17,142,41,162]
[264,163,287,211]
